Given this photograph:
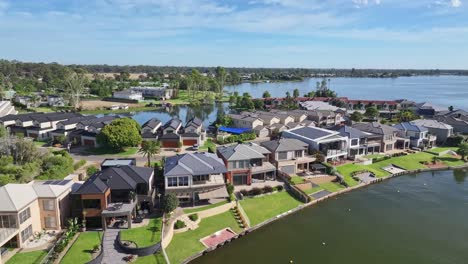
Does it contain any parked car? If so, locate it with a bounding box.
[192,144,199,150]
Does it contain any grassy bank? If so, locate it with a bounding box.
[120,217,162,247]
[182,200,229,214]
[6,250,47,264]
[61,232,102,264]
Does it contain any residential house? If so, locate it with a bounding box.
[164,153,228,204]
[261,138,316,175]
[50,115,97,142]
[100,158,137,170]
[160,118,182,148]
[282,126,348,161]
[434,110,468,133]
[129,87,173,100]
[393,122,437,149]
[14,96,38,108]
[70,165,154,230]
[416,102,447,117]
[0,180,75,259]
[229,114,263,129]
[0,101,17,118]
[74,116,117,147]
[113,89,144,101]
[411,119,454,144]
[217,143,276,186]
[353,122,410,152]
[300,101,341,111]
[46,95,66,107]
[25,113,82,140]
[345,100,399,112]
[330,125,381,159]
[181,117,205,146]
[307,110,344,128]
[141,118,162,141]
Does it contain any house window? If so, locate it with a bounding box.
[168,177,178,187]
[232,161,237,169]
[294,150,303,158]
[43,200,55,211]
[83,199,101,209]
[0,215,17,228]
[178,176,189,186]
[19,207,31,224]
[238,160,248,169]
[21,225,33,243]
[278,152,288,160]
[193,175,209,182]
[45,217,56,228]
[351,139,359,146]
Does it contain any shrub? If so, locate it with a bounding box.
[226,184,234,195]
[188,214,199,222]
[86,166,99,176]
[275,185,284,192]
[174,220,186,229]
[263,185,274,193]
[162,193,179,213]
[73,159,86,170]
[93,244,100,252]
[249,187,263,196]
[239,189,248,196]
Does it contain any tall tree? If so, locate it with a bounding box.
[65,72,86,110]
[350,111,364,122]
[365,106,379,118]
[262,91,271,98]
[457,143,468,161]
[215,66,227,96]
[293,88,300,98]
[139,140,160,166]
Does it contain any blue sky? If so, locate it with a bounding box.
[0,0,467,69]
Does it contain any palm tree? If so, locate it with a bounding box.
[139,141,160,166]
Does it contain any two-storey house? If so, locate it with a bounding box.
[181,117,206,146]
[393,122,437,149]
[353,122,410,152]
[160,118,182,148]
[141,118,162,141]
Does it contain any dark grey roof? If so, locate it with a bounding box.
[0,112,43,122]
[185,117,202,128]
[353,122,398,136]
[160,133,180,140]
[80,116,117,126]
[393,122,427,132]
[181,132,200,137]
[163,118,181,130]
[217,143,269,161]
[286,126,335,140]
[33,112,81,123]
[261,138,308,152]
[142,118,162,129]
[141,131,157,138]
[73,166,153,194]
[58,115,93,126]
[164,153,227,177]
[331,125,371,139]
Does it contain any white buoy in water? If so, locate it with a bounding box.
[348,209,351,212]
[397,190,400,193]
[322,242,326,245]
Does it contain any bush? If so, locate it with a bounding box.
[263,185,274,193]
[249,187,263,196]
[162,193,179,213]
[174,220,186,229]
[188,214,198,222]
[73,159,86,170]
[86,166,99,176]
[239,189,248,196]
[275,185,284,192]
[97,118,142,150]
[226,183,234,195]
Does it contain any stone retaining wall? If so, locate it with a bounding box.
[116,232,161,257]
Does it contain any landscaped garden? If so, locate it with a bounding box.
[337,151,465,186]
[61,232,102,264]
[239,191,303,226]
[120,217,163,247]
[182,200,229,214]
[165,211,242,264]
[134,252,166,264]
[6,250,47,264]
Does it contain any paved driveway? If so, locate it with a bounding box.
[310,190,332,199]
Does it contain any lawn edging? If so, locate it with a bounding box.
[116,232,161,257]
[49,232,80,264]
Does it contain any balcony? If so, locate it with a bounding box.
[0,228,19,246]
[326,149,348,157]
[251,162,276,174]
[192,174,225,186]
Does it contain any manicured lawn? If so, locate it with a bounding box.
[438,155,466,166]
[318,182,346,192]
[289,176,305,185]
[134,252,166,264]
[120,217,162,247]
[303,186,324,195]
[84,147,138,156]
[6,250,47,264]
[183,200,229,214]
[240,191,303,226]
[198,139,216,151]
[430,147,459,153]
[166,211,242,264]
[61,232,102,264]
[364,154,385,159]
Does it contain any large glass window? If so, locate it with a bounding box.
[178,176,189,186]
[351,139,359,146]
[45,217,56,228]
[19,208,31,224]
[168,177,178,187]
[0,215,17,228]
[42,200,55,211]
[294,150,303,158]
[83,199,101,209]
[193,175,209,182]
[278,152,288,160]
[21,225,33,243]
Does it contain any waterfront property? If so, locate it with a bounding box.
[164,152,228,205]
[70,165,154,229]
[434,110,468,133]
[180,117,206,146]
[282,126,348,161]
[393,122,437,149]
[330,125,381,160]
[0,180,75,262]
[411,119,454,144]
[261,138,316,175]
[353,122,410,153]
[141,118,162,141]
[160,118,182,148]
[217,143,276,186]
[74,116,118,147]
[307,109,345,127]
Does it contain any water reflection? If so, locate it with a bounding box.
[453,169,468,184]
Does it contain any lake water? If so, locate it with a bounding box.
[192,169,468,264]
[226,76,468,110]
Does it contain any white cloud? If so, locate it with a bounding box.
[352,0,381,8]
[451,0,462,7]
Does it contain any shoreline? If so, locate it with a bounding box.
[181,162,468,264]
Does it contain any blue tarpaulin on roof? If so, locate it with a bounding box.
[218,126,251,135]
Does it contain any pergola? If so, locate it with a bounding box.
[101,202,137,230]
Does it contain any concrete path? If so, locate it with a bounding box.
[310,190,332,200]
[101,229,127,264]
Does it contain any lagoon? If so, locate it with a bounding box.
[193,169,468,264]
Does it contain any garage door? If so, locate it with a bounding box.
[233,174,248,185]
[280,165,295,175]
[83,139,95,146]
[183,139,198,146]
[162,141,178,148]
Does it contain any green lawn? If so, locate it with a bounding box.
[198,139,216,151]
[337,151,466,183]
[84,147,139,156]
[120,217,162,247]
[430,147,459,153]
[239,191,303,226]
[61,232,102,264]
[303,186,324,195]
[134,252,166,264]
[289,176,305,185]
[183,200,229,214]
[319,182,346,192]
[166,211,242,264]
[6,250,47,264]
[363,154,385,159]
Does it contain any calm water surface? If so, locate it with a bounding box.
[192,169,468,264]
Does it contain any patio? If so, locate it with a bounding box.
[234,178,284,192]
[101,202,137,230]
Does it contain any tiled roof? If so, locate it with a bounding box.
[217,143,269,161]
[164,152,227,177]
[261,138,308,152]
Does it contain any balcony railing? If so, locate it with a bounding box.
[326,149,348,157]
